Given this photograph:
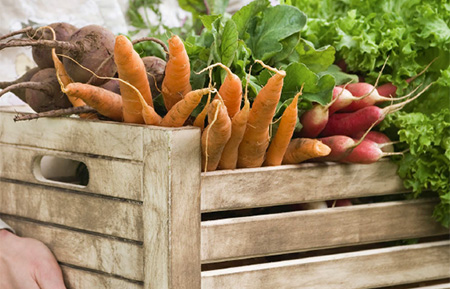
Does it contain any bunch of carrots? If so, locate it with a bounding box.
[1,25,429,173]
[47,32,336,172]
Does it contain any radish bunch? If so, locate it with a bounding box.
[298,81,431,164]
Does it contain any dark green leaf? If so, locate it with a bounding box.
[246,5,307,61]
[282,62,335,105]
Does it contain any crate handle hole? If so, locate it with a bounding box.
[34,156,89,187]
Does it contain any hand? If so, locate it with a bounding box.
[0,229,66,289]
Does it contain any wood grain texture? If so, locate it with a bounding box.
[0,181,143,240]
[201,241,450,289]
[200,160,405,212]
[2,216,144,281]
[62,265,143,289]
[0,143,143,200]
[201,199,447,263]
[142,127,202,289]
[0,110,144,160]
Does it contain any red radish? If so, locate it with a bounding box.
[378,58,437,97]
[336,56,391,111]
[298,84,349,137]
[315,135,356,162]
[327,199,353,207]
[320,106,385,137]
[341,139,403,164]
[341,82,396,112]
[315,115,384,162]
[352,131,395,152]
[298,103,328,137]
[320,82,431,137]
[335,199,353,207]
[328,86,359,114]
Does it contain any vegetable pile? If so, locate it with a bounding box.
[0,0,448,226]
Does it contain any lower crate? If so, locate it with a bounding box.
[1,109,449,289]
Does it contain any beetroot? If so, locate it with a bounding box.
[0,24,116,86]
[31,23,78,69]
[0,67,40,101]
[0,68,71,112]
[142,56,166,98]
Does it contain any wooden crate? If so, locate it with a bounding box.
[0,109,449,289]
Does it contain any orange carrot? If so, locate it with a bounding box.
[198,63,243,118]
[62,82,123,121]
[129,81,162,125]
[201,99,232,172]
[161,35,192,111]
[263,88,301,166]
[53,48,99,119]
[282,138,331,164]
[52,49,73,89]
[114,35,153,124]
[237,61,286,168]
[193,92,211,130]
[218,94,250,170]
[218,71,251,170]
[160,88,211,127]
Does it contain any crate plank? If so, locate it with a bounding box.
[142,128,202,289]
[0,111,145,160]
[2,216,144,281]
[62,265,143,289]
[201,240,450,289]
[0,143,143,200]
[201,199,447,263]
[0,181,143,240]
[201,160,405,212]
[411,283,450,289]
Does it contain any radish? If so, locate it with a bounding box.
[0,25,116,85]
[341,139,403,164]
[378,58,436,97]
[328,199,353,207]
[319,83,431,137]
[328,86,360,115]
[341,82,398,112]
[298,85,353,137]
[352,131,395,152]
[315,135,356,162]
[298,103,329,137]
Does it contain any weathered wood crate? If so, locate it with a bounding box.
[1,108,449,289]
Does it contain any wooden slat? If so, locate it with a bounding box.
[201,240,450,289]
[62,265,143,289]
[2,216,144,281]
[0,111,145,160]
[201,160,405,212]
[411,283,450,289]
[142,128,202,289]
[0,181,143,241]
[201,199,447,263]
[0,143,143,200]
